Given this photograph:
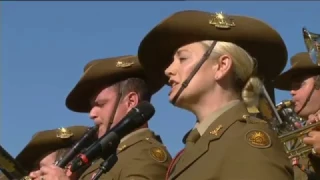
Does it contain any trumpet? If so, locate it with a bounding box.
[278,122,320,158]
[274,100,320,159]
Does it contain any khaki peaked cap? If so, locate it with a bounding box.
[65,55,163,113]
[274,52,320,90]
[138,10,288,86]
[15,126,90,172]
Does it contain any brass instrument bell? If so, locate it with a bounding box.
[303,27,320,65]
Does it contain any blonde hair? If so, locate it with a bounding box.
[201,41,263,107]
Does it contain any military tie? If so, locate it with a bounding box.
[165,129,201,180]
[180,128,200,161]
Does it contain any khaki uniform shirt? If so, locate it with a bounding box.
[80,128,171,180]
[168,102,294,180]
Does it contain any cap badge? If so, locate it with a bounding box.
[209,12,235,29]
[116,60,134,68]
[56,127,73,139]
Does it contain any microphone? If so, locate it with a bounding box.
[55,125,99,167]
[70,101,155,172]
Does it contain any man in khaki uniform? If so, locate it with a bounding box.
[137,10,293,180]
[275,52,320,179]
[31,55,171,180]
[0,126,91,180]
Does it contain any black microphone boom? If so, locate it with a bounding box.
[55,125,99,167]
[70,101,155,172]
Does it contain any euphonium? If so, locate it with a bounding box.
[302,27,320,65]
[275,27,320,159]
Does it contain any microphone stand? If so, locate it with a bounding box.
[91,151,118,180]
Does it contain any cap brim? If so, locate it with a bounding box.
[274,66,320,90]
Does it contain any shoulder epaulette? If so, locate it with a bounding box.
[242,115,267,124]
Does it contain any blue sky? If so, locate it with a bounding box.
[1,1,320,157]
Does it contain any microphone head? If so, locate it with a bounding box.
[135,101,155,121]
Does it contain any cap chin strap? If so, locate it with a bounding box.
[296,75,320,115]
[171,41,217,105]
[105,83,123,132]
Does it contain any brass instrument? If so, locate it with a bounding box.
[274,100,315,159]
[275,27,320,159]
[303,27,320,65]
[276,100,304,134]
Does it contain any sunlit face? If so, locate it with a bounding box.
[30,151,57,172]
[290,76,320,117]
[164,42,225,108]
[39,151,57,168]
[29,151,78,180]
[89,85,132,138]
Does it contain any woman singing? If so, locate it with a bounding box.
[137,10,294,180]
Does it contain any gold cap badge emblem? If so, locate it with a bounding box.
[209,12,235,29]
[56,127,73,139]
[149,147,168,163]
[116,60,134,68]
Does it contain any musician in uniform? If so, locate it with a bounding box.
[137,10,294,180]
[30,56,171,180]
[275,52,320,126]
[275,52,320,179]
[0,126,90,180]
